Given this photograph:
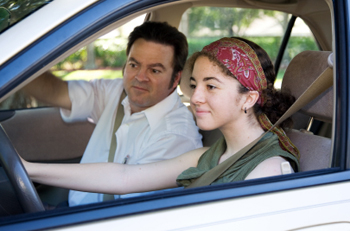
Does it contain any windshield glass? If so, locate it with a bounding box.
[0,0,52,33]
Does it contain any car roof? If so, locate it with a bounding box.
[0,0,98,66]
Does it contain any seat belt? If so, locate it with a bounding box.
[103,90,126,201]
[186,65,333,189]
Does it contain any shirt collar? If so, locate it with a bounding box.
[122,89,180,130]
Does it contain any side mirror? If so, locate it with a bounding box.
[0,7,11,33]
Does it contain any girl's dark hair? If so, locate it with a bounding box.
[189,37,295,130]
[236,37,295,129]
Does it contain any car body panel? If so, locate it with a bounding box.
[62,180,350,230]
[0,169,347,230]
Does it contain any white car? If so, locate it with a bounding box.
[0,0,348,230]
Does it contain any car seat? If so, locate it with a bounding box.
[281,50,333,171]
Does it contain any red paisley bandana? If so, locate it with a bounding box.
[202,37,267,106]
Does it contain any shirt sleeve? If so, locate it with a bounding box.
[60,79,123,123]
[136,133,201,164]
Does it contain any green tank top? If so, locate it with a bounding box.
[176,132,300,187]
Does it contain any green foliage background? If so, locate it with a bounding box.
[187,36,318,61]
[54,36,318,71]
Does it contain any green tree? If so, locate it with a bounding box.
[188,7,264,37]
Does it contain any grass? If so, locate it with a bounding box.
[53,70,123,81]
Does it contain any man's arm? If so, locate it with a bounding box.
[22,72,72,110]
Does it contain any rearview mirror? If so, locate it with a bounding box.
[0,7,11,33]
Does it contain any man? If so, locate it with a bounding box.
[24,21,202,206]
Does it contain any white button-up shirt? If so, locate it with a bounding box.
[60,79,202,206]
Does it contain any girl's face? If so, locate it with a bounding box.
[190,56,247,131]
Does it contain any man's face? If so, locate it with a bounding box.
[123,38,180,114]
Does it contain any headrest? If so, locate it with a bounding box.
[281,51,333,123]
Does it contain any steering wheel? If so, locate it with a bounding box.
[0,124,45,213]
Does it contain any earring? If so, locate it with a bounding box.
[244,107,247,114]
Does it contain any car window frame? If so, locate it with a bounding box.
[0,0,348,229]
[333,0,349,170]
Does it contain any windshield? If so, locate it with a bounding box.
[0,0,52,33]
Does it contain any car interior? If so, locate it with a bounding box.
[282,50,333,172]
[0,0,335,219]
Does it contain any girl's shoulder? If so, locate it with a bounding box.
[245,156,291,180]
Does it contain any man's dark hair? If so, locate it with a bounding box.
[127,21,188,88]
